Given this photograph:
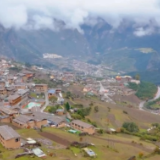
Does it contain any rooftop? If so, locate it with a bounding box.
[72,120,93,128]
[0,125,20,140]
[48,89,56,94]
[8,94,20,100]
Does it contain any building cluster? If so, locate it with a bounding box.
[0,59,96,150]
[82,76,139,103]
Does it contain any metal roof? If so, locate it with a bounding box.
[71,120,93,128]
[0,125,20,140]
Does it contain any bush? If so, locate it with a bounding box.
[94,106,99,113]
[97,129,104,134]
[77,107,91,118]
[71,114,83,120]
[123,110,128,114]
[138,152,144,158]
[122,122,139,133]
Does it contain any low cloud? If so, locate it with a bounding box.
[0,0,160,35]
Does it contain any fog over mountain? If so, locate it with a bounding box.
[1,0,160,83]
[1,0,160,36]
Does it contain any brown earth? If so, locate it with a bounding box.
[39,132,71,147]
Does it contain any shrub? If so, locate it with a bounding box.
[138,152,144,158]
[123,110,128,114]
[122,122,139,133]
[97,129,104,134]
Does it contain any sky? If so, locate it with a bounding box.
[0,0,160,36]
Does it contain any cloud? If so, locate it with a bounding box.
[134,27,155,37]
[0,0,160,35]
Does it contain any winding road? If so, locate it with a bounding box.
[138,86,160,113]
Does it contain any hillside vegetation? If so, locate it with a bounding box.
[146,98,160,110]
[128,81,157,100]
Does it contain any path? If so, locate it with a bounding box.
[41,92,49,112]
[138,86,160,113]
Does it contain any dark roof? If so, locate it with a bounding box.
[8,94,20,100]
[0,125,20,140]
[13,115,34,124]
[71,120,93,128]
[16,89,29,96]
[0,107,18,115]
[32,112,64,125]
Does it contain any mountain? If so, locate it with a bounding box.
[1,20,160,75]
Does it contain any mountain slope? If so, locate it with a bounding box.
[1,21,160,73]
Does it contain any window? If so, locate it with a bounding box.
[15,138,19,142]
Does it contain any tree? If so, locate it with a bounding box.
[94,106,99,113]
[134,74,140,80]
[65,91,72,99]
[48,105,59,113]
[65,102,70,111]
[122,122,139,133]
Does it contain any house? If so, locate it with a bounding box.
[57,97,64,105]
[6,86,16,96]
[130,79,140,84]
[56,109,64,116]
[0,80,5,87]
[16,89,29,100]
[8,76,15,84]
[7,94,21,106]
[14,84,27,90]
[22,70,35,79]
[35,84,48,92]
[0,115,11,123]
[48,89,56,98]
[0,125,20,149]
[12,115,47,129]
[0,107,18,118]
[70,120,95,135]
[0,87,7,96]
[32,112,66,128]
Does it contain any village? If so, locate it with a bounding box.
[0,58,159,160]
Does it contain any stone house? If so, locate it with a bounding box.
[35,84,48,93]
[7,94,21,106]
[12,115,47,129]
[0,125,20,149]
[71,120,95,135]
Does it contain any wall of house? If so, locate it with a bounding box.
[9,97,21,106]
[15,86,26,90]
[57,122,66,128]
[0,134,20,149]
[3,138,20,149]
[35,120,47,128]
[71,123,95,135]
[83,127,95,135]
[12,121,27,128]
[56,111,64,116]
[0,117,10,123]
[27,121,35,128]
[35,85,48,92]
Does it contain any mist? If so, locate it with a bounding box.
[0,0,160,36]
